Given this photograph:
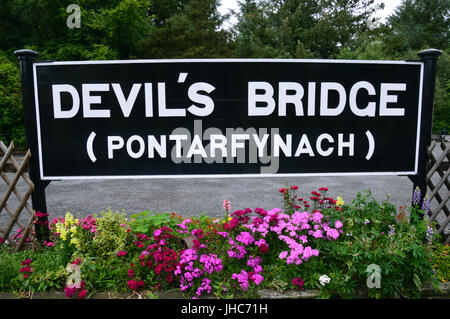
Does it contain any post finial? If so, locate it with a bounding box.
[418,48,442,60]
[14,49,38,61]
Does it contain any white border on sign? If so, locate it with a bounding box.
[32,58,424,180]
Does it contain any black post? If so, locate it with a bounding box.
[409,48,442,212]
[14,49,50,242]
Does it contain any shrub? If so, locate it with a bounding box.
[431,243,449,284]
[0,188,441,299]
[305,191,437,298]
[0,52,25,149]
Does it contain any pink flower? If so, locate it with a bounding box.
[236,231,254,246]
[326,228,340,240]
[311,212,323,223]
[279,251,288,259]
[312,230,323,238]
[43,241,55,247]
[335,220,343,229]
[154,229,162,237]
[232,270,249,291]
[252,274,264,285]
[117,251,127,257]
[223,199,231,211]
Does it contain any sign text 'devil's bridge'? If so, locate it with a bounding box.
[33,59,423,179]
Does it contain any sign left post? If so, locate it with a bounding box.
[15,49,50,242]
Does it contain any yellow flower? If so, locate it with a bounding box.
[336,195,345,206]
[70,237,80,248]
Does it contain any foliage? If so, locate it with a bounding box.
[137,0,234,58]
[233,0,382,59]
[129,211,182,235]
[0,0,152,61]
[0,52,25,149]
[303,191,437,298]
[431,243,449,284]
[82,208,131,262]
[386,0,449,53]
[0,246,67,293]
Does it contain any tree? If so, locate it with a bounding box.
[0,0,153,60]
[137,0,234,58]
[386,0,449,54]
[234,0,383,58]
[0,51,25,148]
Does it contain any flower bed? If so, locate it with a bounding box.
[0,187,448,299]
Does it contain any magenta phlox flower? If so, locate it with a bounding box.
[177,219,192,233]
[312,230,323,238]
[153,229,162,237]
[179,249,198,264]
[247,255,262,268]
[217,231,229,238]
[302,246,319,260]
[279,251,288,259]
[196,277,212,296]
[325,227,340,240]
[200,253,223,274]
[311,211,324,223]
[232,270,250,291]
[292,211,310,225]
[252,274,264,285]
[236,231,254,246]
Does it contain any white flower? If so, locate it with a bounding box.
[319,275,331,286]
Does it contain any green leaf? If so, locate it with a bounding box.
[413,273,421,289]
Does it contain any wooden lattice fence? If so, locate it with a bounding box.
[0,141,36,251]
[426,135,450,244]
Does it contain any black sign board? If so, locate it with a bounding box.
[32,59,423,179]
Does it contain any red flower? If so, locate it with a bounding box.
[35,211,49,218]
[21,259,32,266]
[290,185,299,190]
[19,266,33,273]
[318,187,328,192]
[72,259,82,265]
[77,289,87,299]
[292,277,304,289]
[258,243,269,254]
[127,280,145,290]
[278,188,287,193]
